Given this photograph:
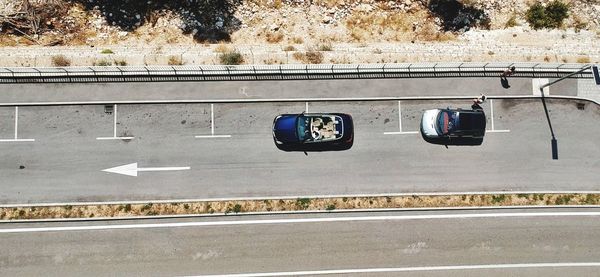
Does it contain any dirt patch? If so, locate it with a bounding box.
[2,193,599,220]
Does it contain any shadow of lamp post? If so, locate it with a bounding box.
[537,64,598,160]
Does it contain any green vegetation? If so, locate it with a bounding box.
[326,204,336,211]
[219,51,244,65]
[100,49,114,54]
[491,194,506,203]
[296,198,311,209]
[94,59,112,66]
[233,204,242,213]
[526,1,569,29]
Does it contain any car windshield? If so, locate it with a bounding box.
[436,110,459,135]
[296,115,311,140]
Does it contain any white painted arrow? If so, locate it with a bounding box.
[102,163,190,177]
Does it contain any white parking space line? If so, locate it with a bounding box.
[384,101,419,135]
[305,102,309,113]
[487,99,510,133]
[195,104,232,139]
[0,106,35,142]
[191,263,600,277]
[383,131,419,135]
[96,104,135,140]
[195,135,232,138]
[2,212,600,233]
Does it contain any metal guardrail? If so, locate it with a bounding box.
[0,62,593,84]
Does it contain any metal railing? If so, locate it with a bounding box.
[0,62,593,84]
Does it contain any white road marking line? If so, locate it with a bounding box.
[0,139,35,142]
[102,162,190,177]
[398,101,402,132]
[305,102,309,113]
[190,263,600,277]
[14,106,18,139]
[96,137,135,140]
[2,212,600,233]
[211,103,215,135]
[384,101,419,134]
[195,135,232,138]
[383,131,419,135]
[490,99,495,131]
[96,104,135,140]
[113,104,117,137]
[0,106,35,142]
[195,104,232,138]
[486,130,511,133]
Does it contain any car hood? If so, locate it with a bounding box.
[273,115,298,143]
[421,109,440,138]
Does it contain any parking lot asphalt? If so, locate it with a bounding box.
[0,98,598,204]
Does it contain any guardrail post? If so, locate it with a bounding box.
[89,66,98,83]
[458,62,463,77]
[171,66,179,82]
[382,63,386,78]
[200,66,205,81]
[227,66,231,81]
[145,66,151,82]
[433,63,437,77]
[331,64,334,78]
[305,65,310,80]
[407,64,411,78]
[61,67,71,83]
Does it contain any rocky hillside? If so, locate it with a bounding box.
[0,0,598,47]
[0,0,598,66]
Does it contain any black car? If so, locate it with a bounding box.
[272,113,354,151]
[420,108,486,146]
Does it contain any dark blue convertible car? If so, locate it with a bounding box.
[272,113,354,151]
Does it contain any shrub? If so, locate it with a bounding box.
[526,1,569,30]
[100,49,114,54]
[296,198,311,209]
[51,55,71,67]
[292,37,304,44]
[283,45,296,51]
[233,204,242,213]
[305,51,323,64]
[168,55,183,65]
[219,51,244,65]
[326,204,336,211]
[576,56,590,63]
[505,14,518,28]
[317,42,333,51]
[266,32,284,43]
[114,59,127,66]
[94,59,112,66]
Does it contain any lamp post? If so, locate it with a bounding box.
[537,65,593,160]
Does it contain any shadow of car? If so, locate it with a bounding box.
[420,107,486,146]
[272,113,353,152]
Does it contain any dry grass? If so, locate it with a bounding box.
[168,55,184,65]
[214,43,230,53]
[2,193,599,220]
[265,31,284,43]
[283,45,296,51]
[291,37,304,44]
[51,55,71,67]
[293,51,324,64]
[576,56,590,63]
